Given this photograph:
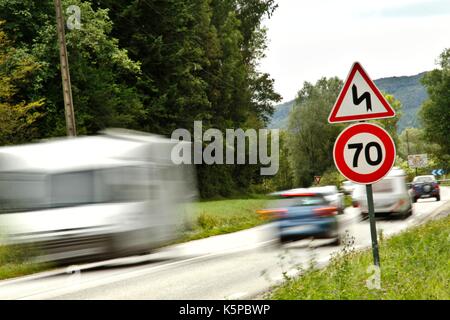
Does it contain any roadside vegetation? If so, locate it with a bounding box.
[181,198,270,241]
[0,245,49,281]
[440,180,450,187]
[269,215,450,300]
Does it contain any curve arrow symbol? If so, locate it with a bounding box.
[352,84,372,112]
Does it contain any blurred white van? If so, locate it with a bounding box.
[351,168,412,219]
[0,129,197,262]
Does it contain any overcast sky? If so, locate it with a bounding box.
[259,0,450,102]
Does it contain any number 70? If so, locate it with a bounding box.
[348,142,382,167]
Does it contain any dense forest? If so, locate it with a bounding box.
[0,0,281,198]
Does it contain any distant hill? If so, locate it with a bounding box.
[269,72,428,132]
[268,100,294,129]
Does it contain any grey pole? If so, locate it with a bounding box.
[366,183,380,266]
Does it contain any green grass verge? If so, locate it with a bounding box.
[0,245,49,281]
[344,194,353,208]
[270,215,450,300]
[440,180,450,186]
[180,198,269,241]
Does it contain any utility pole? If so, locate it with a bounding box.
[405,129,417,176]
[54,0,77,136]
[406,129,410,155]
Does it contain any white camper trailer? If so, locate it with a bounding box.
[351,167,412,219]
[0,129,197,262]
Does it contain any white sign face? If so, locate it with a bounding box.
[408,154,428,168]
[333,123,396,184]
[343,132,386,175]
[328,62,396,123]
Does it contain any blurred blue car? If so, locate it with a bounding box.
[259,191,341,246]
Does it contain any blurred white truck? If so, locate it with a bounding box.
[351,168,412,219]
[0,129,197,262]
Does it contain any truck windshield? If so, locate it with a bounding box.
[0,167,157,213]
[0,171,100,213]
[0,173,48,213]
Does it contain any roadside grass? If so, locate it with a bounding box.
[343,194,353,208]
[270,215,450,300]
[440,180,450,187]
[0,245,49,281]
[180,198,270,241]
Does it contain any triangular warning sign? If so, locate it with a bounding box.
[328,62,396,123]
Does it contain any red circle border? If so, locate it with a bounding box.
[333,123,396,184]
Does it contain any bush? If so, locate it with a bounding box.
[318,168,345,188]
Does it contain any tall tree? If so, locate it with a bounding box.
[94,0,215,134]
[97,0,280,197]
[0,0,144,137]
[287,77,344,187]
[0,22,44,145]
[398,127,440,159]
[420,48,450,167]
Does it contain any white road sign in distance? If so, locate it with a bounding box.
[333,123,396,184]
[328,62,396,123]
[407,154,428,168]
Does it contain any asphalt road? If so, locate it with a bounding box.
[1,187,449,300]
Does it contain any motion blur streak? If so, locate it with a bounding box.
[0,129,198,263]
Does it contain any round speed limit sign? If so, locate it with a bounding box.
[333,123,396,184]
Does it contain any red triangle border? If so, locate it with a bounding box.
[328,62,396,123]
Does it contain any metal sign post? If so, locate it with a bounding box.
[366,184,380,266]
[329,62,397,268]
[333,123,395,267]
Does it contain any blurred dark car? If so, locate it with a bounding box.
[410,175,440,202]
[258,191,341,246]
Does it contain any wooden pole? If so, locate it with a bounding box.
[54,0,77,136]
